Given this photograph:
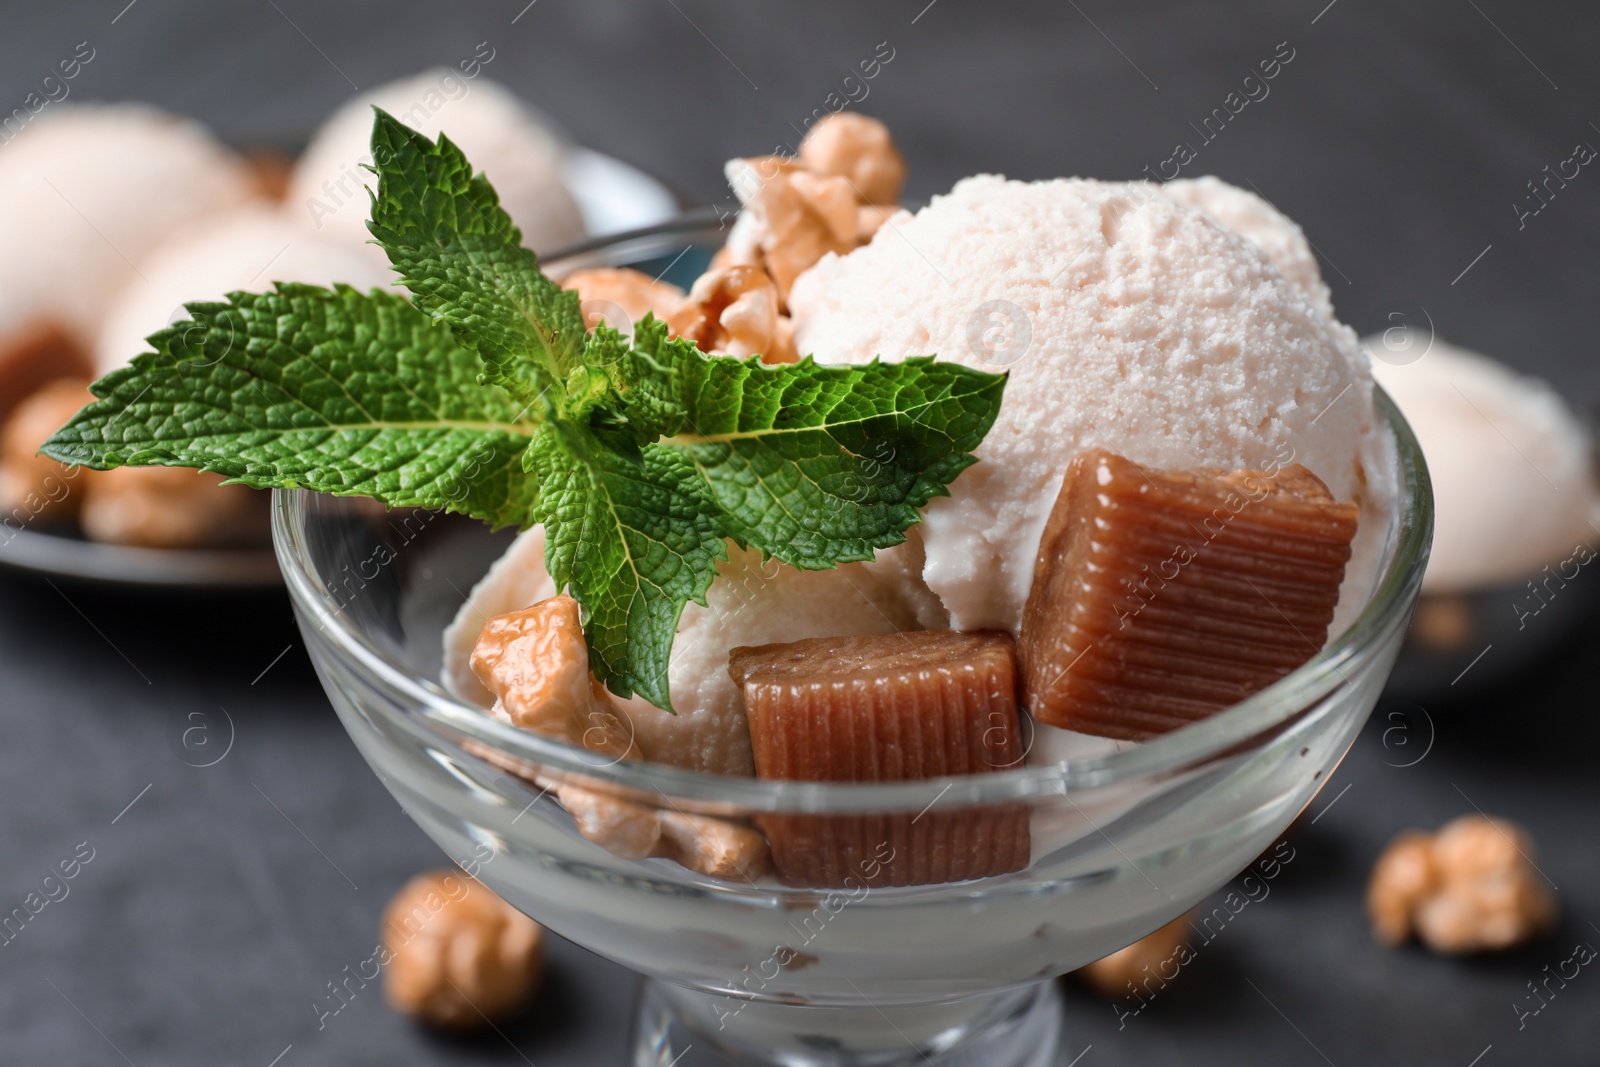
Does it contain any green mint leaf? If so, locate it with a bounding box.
[365,107,585,411]
[41,284,540,527]
[526,424,725,709]
[618,319,1007,568]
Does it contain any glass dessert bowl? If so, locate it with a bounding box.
[273,217,1432,1067]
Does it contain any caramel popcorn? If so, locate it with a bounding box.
[552,781,661,860]
[666,265,797,363]
[382,870,543,1030]
[1368,815,1556,954]
[470,595,639,762]
[718,116,906,306]
[561,267,684,335]
[79,466,264,548]
[797,112,907,206]
[1076,912,1196,996]
[0,378,93,522]
[723,166,856,304]
[551,779,771,881]
[656,808,772,882]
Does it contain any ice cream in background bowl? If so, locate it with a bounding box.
[92,203,396,376]
[1367,335,1600,694]
[1368,337,1597,594]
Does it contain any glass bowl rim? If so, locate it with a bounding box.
[271,216,1433,814]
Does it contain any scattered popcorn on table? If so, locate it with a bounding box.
[382,870,544,1030]
[1367,815,1556,954]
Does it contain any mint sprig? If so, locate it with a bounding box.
[41,284,541,526]
[43,108,1007,712]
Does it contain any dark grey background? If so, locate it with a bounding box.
[2,1,1598,1064]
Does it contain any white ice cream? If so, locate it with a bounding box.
[1159,176,1334,321]
[289,71,585,272]
[1370,338,1598,592]
[444,531,935,776]
[789,175,1396,636]
[94,204,396,373]
[0,104,255,346]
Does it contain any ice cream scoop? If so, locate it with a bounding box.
[289,70,585,272]
[1159,176,1334,321]
[0,104,255,348]
[93,204,394,374]
[790,175,1396,637]
[1369,337,1598,592]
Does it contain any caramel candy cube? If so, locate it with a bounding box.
[1019,449,1359,741]
[728,631,1030,888]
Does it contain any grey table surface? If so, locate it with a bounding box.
[2,1,1598,1064]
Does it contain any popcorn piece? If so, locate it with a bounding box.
[1075,912,1196,997]
[657,810,772,882]
[552,782,662,861]
[470,596,639,762]
[705,117,904,327]
[722,159,858,304]
[551,780,771,881]
[856,203,895,242]
[1366,832,1436,946]
[244,148,295,202]
[382,870,543,1030]
[1367,815,1556,954]
[798,112,907,207]
[0,321,94,422]
[468,596,769,879]
[1018,449,1358,740]
[561,267,684,336]
[729,630,1030,887]
[442,528,558,707]
[79,466,265,548]
[667,265,795,362]
[0,378,93,522]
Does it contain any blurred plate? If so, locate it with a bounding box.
[0,525,281,589]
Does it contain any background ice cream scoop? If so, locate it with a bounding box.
[0,104,255,348]
[1369,337,1599,592]
[92,204,395,374]
[289,70,586,271]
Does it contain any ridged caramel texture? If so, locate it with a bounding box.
[728,631,1030,887]
[1019,449,1359,740]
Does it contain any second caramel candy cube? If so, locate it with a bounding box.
[1019,449,1359,741]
